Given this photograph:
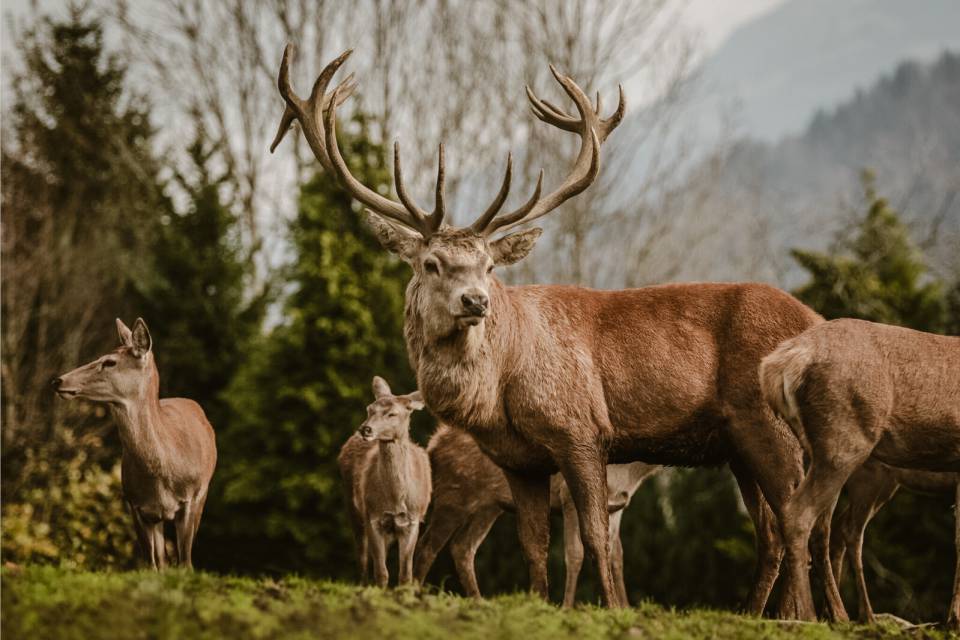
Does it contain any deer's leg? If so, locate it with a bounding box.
[414,504,470,585]
[558,451,620,608]
[948,481,960,630]
[127,501,153,568]
[560,488,585,608]
[174,501,196,570]
[367,520,389,588]
[503,470,551,600]
[608,509,629,607]
[145,519,166,571]
[397,520,419,585]
[830,504,850,587]
[730,460,783,616]
[810,495,847,621]
[449,505,501,598]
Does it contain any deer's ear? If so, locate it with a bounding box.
[365,210,422,263]
[405,391,425,411]
[372,376,392,399]
[131,318,152,358]
[489,228,542,266]
[116,318,133,347]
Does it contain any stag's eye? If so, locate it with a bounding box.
[102,360,117,369]
[388,412,399,418]
[424,260,439,275]
[486,264,494,274]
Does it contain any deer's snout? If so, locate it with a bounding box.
[460,291,489,316]
[359,425,374,439]
[51,376,63,390]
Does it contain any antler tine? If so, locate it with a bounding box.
[469,153,513,233]
[474,63,622,236]
[595,90,602,116]
[428,143,446,233]
[393,142,428,224]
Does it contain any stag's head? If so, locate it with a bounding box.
[358,376,425,442]
[271,47,624,334]
[52,318,155,404]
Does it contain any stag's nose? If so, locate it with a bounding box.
[359,425,373,439]
[460,292,489,316]
[50,376,63,390]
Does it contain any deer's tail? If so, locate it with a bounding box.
[759,337,815,455]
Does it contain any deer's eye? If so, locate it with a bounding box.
[486,264,494,274]
[102,360,117,368]
[424,260,439,275]
[388,412,399,418]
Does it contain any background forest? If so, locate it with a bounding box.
[2,1,958,623]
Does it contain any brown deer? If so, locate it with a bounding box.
[414,424,657,605]
[761,318,960,624]
[52,318,217,569]
[271,46,823,613]
[830,459,959,624]
[337,376,431,587]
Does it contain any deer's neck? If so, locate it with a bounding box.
[109,363,167,473]
[405,278,520,431]
[376,437,411,506]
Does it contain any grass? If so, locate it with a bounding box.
[1,566,952,640]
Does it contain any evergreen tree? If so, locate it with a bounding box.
[207,115,414,574]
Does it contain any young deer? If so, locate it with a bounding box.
[272,47,822,614]
[338,376,431,587]
[761,318,960,624]
[414,425,657,606]
[830,459,959,624]
[52,318,217,569]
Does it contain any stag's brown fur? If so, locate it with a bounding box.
[414,425,657,605]
[761,318,960,623]
[53,318,216,570]
[338,377,431,587]
[830,460,959,624]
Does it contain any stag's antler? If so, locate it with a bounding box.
[271,45,446,237]
[471,65,625,236]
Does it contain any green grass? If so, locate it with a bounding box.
[1,566,951,640]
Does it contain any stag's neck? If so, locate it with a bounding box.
[108,362,166,473]
[376,437,411,506]
[404,278,521,430]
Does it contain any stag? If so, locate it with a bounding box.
[337,376,431,587]
[271,46,823,613]
[761,318,960,623]
[52,318,217,569]
[414,424,657,605]
[830,459,959,624]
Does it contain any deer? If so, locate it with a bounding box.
[271,46,825,614]
[414,424,658,606]
[760,317,960,624]
[52,318,217,570]
[337,376,431,587]
[829,459,959,624]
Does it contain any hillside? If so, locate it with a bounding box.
[1,567,949,640]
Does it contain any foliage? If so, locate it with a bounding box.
[203,114,415,575]
[790,173,956,622]
[3,567,943,640]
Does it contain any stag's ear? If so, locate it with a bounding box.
[365,210,421,263]
[131,318,152,358]
[405,391,425,411]
[489,228,542,266]
[116,318,133,347]
[372,376,392,399]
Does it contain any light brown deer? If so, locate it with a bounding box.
[271,46,822,613]
[830,459,959,624]
[761,318,960,624]
[52,318,217,569]
[414,424,657,606]
[337,376,431,587]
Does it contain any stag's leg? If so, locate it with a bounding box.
[503,470,551,600]
[730,461,783,616]
[948,481,960,630]
[558,451,620,608]
[811,496,847,621]
[830,505,851,587]
[174,501,196,570]
[608,509,629,607]
[414,504,470,585]
[449,506,502,598]
[397,520,419,585]
[560,491,585,608]
[367,521,389,588]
